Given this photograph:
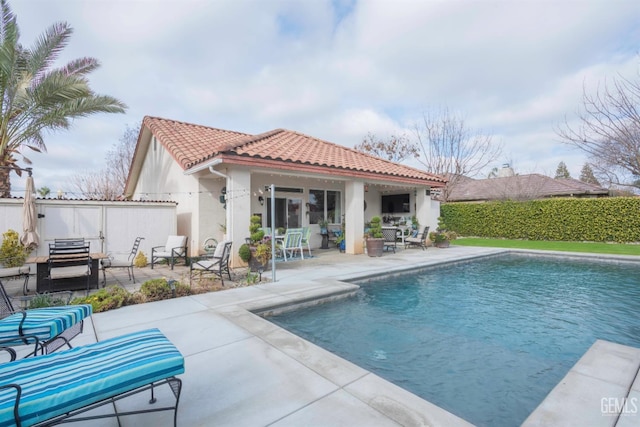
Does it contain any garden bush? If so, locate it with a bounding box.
[71,285,131,313]
[441,197,640,242]
[0,229,29,267]
[139,278,192,302]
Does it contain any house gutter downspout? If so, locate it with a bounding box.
[208,159,231,244]
[208,159,228,179]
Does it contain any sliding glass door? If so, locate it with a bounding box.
[266,197,302,229]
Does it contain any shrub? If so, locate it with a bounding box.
[441,197,640,242]
[0,229,29,267]
[71,286,130,313]
[238,243,251,263]
[368,216,383,238]
[249,215,264,244]
[140,278,173,301]
[28,293,69,308]
[134,251,148,267]
[139,278,191,301]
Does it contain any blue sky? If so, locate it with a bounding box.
[9,0,640,196]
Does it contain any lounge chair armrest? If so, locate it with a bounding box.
[0,346,17,362]
[0,334,41,359]
[0,383,21,425]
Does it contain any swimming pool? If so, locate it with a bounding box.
[268,254,640,426]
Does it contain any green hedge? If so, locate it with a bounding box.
[440,197,640,243]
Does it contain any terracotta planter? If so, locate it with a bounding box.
[435,240,450,248]
[366,238,384,257]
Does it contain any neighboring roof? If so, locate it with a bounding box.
[447,173,609,202]
[139,116,447,187]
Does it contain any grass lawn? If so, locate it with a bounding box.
[454,237,640,256]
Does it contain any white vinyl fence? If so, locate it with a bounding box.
[0,198,177,259]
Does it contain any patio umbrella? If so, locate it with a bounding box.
[20,174,39,250]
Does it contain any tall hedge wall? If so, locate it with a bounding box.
[440,197,640,242]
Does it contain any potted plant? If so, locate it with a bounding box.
[318,218,329,235]
[365,216,385,257]
[428,230,457,248]
[239,215,272,271]
[335,233,345,252]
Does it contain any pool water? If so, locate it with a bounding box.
[268,254,640,427]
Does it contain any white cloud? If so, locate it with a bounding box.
[7,0,640,194]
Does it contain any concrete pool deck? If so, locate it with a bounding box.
[6,246,640,426]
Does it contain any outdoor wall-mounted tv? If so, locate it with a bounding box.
[381,193,410,213]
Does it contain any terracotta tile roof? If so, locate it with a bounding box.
[142,116,446,185]
[143,116,250,169]
[448,173,609,202]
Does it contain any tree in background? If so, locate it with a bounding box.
[554,161,571,179]
[557,74,640,191]
[354,133,417,162]
[579,163,600,186]
[412,107,502,200]
[0,0,126,197]
[37,186,50,198]
[71,123,139,199]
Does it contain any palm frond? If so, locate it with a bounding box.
[28,22,72,82]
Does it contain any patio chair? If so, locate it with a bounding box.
[0,328,184,427]
[0,279,92,357]
[151,235,188,270]
[301,226,312,256]
[0,258,29,295]
[276,230,304,261]
[53,237,86,247]
[382,227,398,253]
[47,242,92,294]
[405,226,430,250]
[189,241,232,286]
[101,237,144,285]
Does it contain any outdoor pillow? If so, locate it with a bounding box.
[213,241,227,258]
[165,236,186,254]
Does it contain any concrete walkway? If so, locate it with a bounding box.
[5,246,640,426]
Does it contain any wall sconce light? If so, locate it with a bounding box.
[258,196,264,206]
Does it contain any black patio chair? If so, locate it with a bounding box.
[47,242,92,294]
[189,241,232,286]
[405,226,430,250]
[0,257,30,295]
[382,227,398,253]
[101,237,144,285]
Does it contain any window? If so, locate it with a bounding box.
[309,189,341,224]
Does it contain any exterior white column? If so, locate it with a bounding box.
[226,168,251,267]
[345,181,365,255]
[415,186,437,232]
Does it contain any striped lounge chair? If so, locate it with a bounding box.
[0,305,92,358]
[0,328,185,427]
[0,280,92,357]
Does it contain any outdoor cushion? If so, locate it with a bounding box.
[164,235,187,254]
[0,305,92,346]
[0,328,185,427]
[212,240,228,258]
[101,257,133,268]
[50,265,90,279]
[0,266,29,279]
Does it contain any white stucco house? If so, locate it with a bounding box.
[124,116,447,266]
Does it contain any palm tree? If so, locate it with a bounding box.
[0,0,126,197]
